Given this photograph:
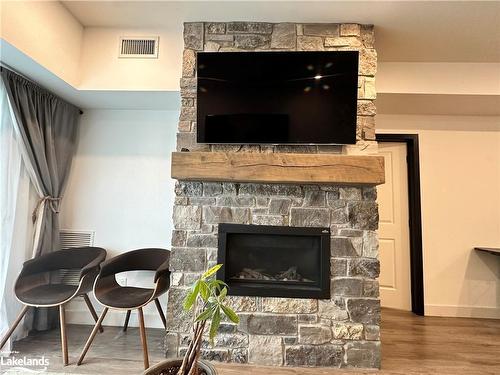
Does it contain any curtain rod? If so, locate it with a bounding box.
[0,63,84,115]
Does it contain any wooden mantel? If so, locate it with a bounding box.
[171,152,385,185]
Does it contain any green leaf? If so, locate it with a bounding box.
[221,304,239,324]
[183,280,200,311]
[199,280,210,301]
[209,307,221,345]
[208,279,227,294]
[211,280,228,288]
[202,264,222,280]
[219,287,228,300]
[195,305,215,322]
[208,296,217,304]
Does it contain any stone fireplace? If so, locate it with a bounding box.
[166,22,381,369]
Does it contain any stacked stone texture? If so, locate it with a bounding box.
[167,22,380,369]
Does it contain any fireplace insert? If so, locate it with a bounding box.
[217,223,331,299]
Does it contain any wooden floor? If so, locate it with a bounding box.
[1,308,499,375]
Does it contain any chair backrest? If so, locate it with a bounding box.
[60,231,96,285]
[56,247,106,270]
[21,247,105,275]
[99,248,170,278]
[16,247,106,297]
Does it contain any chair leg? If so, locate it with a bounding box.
[154,299,167,329]
[77,307,108,366]
[123,310,131,332]
[59,304,69,366]
[0,305,29,350]
[138,307,149,369]
[83,294,103,333]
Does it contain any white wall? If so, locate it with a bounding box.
[0,1,83,85]
[79,27,181,90]
[60,109,179,327]
[377,114,500,318]
[377,63,500,95]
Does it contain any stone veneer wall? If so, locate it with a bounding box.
[166,22,381,369]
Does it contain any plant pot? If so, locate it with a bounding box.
[142,358,217,375]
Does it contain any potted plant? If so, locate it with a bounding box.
[143,264,240,375]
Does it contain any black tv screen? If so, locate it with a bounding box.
[196,51,358,145]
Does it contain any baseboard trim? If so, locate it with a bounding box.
[425,304,500,319]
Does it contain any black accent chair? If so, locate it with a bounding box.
[0,247,107,366]
[77,248,170,370]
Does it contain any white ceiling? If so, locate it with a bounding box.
[61,0,500,63]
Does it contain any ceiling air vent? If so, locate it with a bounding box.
[119,36,159,58]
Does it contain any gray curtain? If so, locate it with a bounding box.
[1,68,80,330]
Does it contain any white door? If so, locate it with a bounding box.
[377,142,411,310]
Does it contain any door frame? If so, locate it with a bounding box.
[376,133,424,316]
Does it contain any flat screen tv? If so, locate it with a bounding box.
[196,51,359,145]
